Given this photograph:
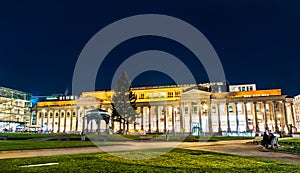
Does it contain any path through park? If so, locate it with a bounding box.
[0,140,299,164]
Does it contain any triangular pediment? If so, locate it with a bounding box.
[180,88,211,102]
[75,95,99,107]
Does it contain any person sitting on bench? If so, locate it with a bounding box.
[261,131,269,148]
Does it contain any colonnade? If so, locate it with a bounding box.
[31,99,296,134]
[134,100,296,134]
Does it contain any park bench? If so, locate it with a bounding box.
[184,135,196,142]
[0,136,8,140]
[139,136,153,141]
[94,136,108,142]
[58,135,70,141]
[253,136,263,144]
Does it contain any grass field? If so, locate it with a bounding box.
[0,132,254,141]
[0,140,124,151]
[0,132,74,140]
[0,148,299,172]
[278,138,300,153]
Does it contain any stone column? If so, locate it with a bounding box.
[82,116,85,134]
[75,108,79,131]
[52,111,55,132]
[171,106,175,134]
[180,104,184,131]
[148,105,151,133]
[57,110,61,133]
[244,102,250,132]
[70,111,73,131]
[263,102,268,131]
[98,119,101,134]
[226,103,231,132]
[291,103,297,131]
[29,111,33,126]
[163,106,167,133]
[235,103,239,132]
[189,103,192,134]
[63,112,67,133]
[90,118,93,133]
[217,103,222,134]
[273,101,279,133]
[208,102,213,134]
[198,103,202,131]
[253,102,259,133]
[41,111,45,130]
[283,101,289,133]
[156,106,159,133]
[141,107,144,130]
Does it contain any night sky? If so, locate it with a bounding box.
[0,1,300,96]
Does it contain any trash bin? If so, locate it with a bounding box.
[81,135,86,141]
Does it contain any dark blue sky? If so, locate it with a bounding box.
[0,1,300,96]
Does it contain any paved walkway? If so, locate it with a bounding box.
[0,140,299,164]
[178,140,300,165]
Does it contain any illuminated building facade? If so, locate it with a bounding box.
[32,82,297,134]
[0,86,32,131]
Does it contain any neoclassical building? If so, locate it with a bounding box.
[31,82,298,134]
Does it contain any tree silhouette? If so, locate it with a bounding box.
[111,72,137,134]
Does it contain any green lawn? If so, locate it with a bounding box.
[0,132,255,142]
[0,148,298,172]
[0,140,124,151]
[0,132,75,140]
[278,138,300,153]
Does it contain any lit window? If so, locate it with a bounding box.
[246,103,251,112]
[167,92,174,98]
[256,104,260,112]
[193,103,198,114]
[237,104,242,113]
[228,105,233,113]
[184,104,189,114]
[212,106,216,113]
[242,87,246,91]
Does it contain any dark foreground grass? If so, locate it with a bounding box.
[0,148,298,172]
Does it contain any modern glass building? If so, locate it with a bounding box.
[0,86,32,131]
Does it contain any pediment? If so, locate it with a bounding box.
[75,95,99,106]
[180,88,211,101]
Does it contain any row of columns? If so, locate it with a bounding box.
[136,100,295,134]
[214,101,293,133]
[32,107,95,133]
[139,105,178,133]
